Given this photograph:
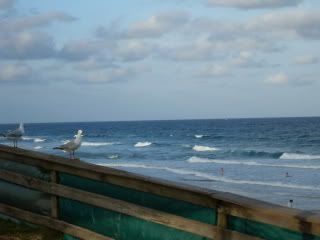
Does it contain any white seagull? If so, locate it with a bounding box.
[1,123,25,148]
[54,130,83,159]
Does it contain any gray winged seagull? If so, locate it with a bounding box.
[54,130,83,159]
[1,123,25,148]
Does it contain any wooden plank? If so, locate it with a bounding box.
[0,169,262,240]
[0,203,113,240]
[0,145,216,208]
[50,171,58,218]
[211,192,320,237]
[1,145,320,236]
[0,169,214,238]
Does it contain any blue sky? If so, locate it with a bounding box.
[0,0,320,123]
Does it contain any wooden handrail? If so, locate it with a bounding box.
[0,203,113,240]
[1,144,320,238]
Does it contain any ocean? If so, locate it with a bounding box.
[1,117,320,210]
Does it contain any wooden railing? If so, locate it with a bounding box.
[0,144,320,240]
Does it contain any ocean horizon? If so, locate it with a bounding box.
[1,117,320,211]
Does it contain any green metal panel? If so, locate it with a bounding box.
[0,160,51,215]
[0,180,50,214]
[60,198,212,240]
[228,215,320,240]
[0,159,50,181]
[58,173,216,225]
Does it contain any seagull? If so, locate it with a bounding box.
[1,123,25,148]
[54,130,83,159]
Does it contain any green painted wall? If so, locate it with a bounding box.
[228,215,320,240]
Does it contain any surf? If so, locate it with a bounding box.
[134,142,152,147]
[192,145,219,152]
[187,157,320,169]
[98,163,320,191]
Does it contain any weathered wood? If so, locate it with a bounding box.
[0,202,113,240]
[0,169,262,240]
[0,144,216,208]
[216,206,228,240]
[0,169,214,238]
[1,144,320,237]
[212,191,320,236]
[50,171,58,218]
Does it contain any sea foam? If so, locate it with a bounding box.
[280,153,320,160]
[82,141,115,147]
[98,163,320,191]
[194,134,207,139]
[187,157,320,169]
[193,145,219,152]
[34,138,46,143]
[134,142,152,147]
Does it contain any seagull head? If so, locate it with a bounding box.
[19,123,25,133]
[76,130,84,138]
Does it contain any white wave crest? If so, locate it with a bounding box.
[193,145,219,152]
[34,146,42,150]
[34,138,46,143]
[280,153,320,160]
[109,155,120,159]
[187,157,320,169]
[195,134,204,138]
[98,163,320,191]
[22,137,33,141]
[134,142,152,147]
[82,141,115,147]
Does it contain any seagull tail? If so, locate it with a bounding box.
[53,146,63,150]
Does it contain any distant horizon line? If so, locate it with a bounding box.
[1,115,320,125]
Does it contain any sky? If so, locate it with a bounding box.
[0,0,320,123]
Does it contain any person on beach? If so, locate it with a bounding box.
[285,172,292,177]
[220,168,224,176]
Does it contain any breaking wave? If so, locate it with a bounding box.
[194,134,208,139]
[98,163,320,191]
[22,137,46,142]
[108,154,120,159]
[134,142,152,147]
[34,146,43,150]
[280,153,320,160]
[34,138,46,143]
[187,157,320,169]
[82,141,116,147]
[193,145,219,152]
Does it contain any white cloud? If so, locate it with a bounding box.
[0,11,76,32]
[294,55,319,65]
[206,0,304,9]
[114,40,154,61]
[126,11,190,38]
[0,63,33,83]
[245,10,320,39]
[265,73,289,85]
[0,31,56,59]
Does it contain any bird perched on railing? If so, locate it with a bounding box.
[53,130,83,159]
[0,123,25,148]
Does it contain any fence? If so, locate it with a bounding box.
[0,144,320,240]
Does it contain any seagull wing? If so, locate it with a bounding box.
[6,128,23,138]
[54,139,76,151]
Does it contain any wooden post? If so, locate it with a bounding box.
[50,170,59,218]
[216,206,228,240]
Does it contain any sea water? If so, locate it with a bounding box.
[1,117,320,210]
